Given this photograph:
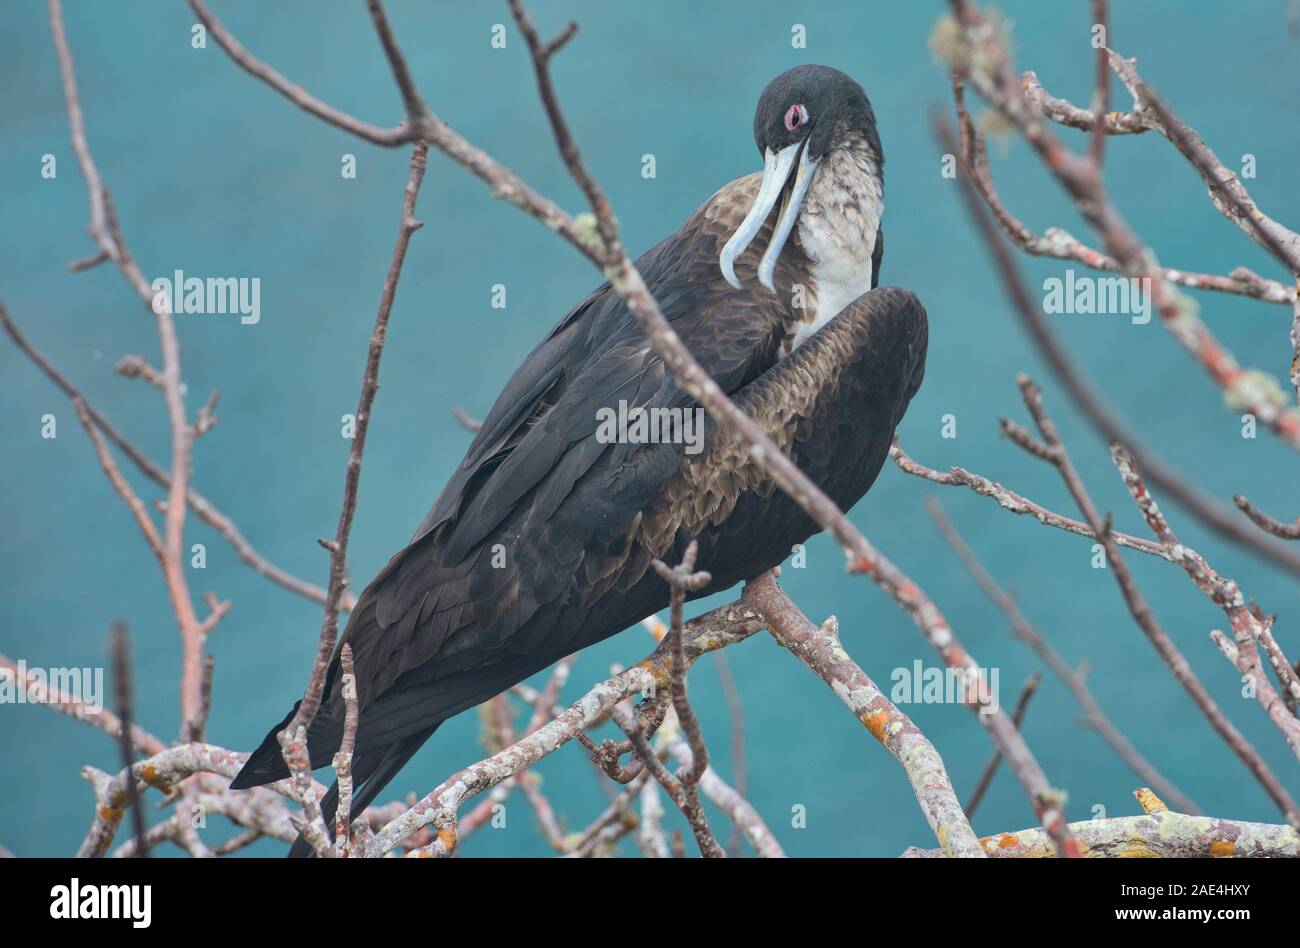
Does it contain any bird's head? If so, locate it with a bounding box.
[720,65,883,291]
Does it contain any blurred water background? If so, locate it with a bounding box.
[2,0,1298,856]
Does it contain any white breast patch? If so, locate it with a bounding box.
[787,144,883,354]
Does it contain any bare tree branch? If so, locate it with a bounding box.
[904,790,1298,858]
[0,303,345,609]
[1086,0,1110,169]
[958,75,1294,305]
[279,142,429,756]
[1004,375,1299,827]
[938,92,1300,582]
[925,499,1201,815]
[664,733,783,858]
[109,622,149,858]
[332,644,360,857]
[1235,494,1300,541]
[650,541,713,785]
[611,702,723,858]
[370,600,765,856]
[1110,443,1300,759]
[24,0,1294,863]
[742,572,986,858]
[964,673,1040,819]
[0,653,165,756]
[187,0,411,146]
[892,439,1172,561]
[944,4,1300,448]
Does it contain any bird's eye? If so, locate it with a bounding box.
[784,103,808,132]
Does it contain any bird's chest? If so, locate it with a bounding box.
[785,151,882,354]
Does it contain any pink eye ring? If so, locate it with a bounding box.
[784,103,809,132]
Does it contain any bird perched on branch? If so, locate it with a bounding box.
[232,64,928,855]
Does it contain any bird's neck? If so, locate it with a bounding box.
[789,137,883,349]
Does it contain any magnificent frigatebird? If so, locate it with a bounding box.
[232,64,928,854]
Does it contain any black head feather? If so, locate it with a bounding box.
[751,64,882,167]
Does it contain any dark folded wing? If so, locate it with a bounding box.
[648,284,928,595]
[334,174,801,720]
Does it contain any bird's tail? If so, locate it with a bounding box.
[230,702,439,857]
[228,701,307,789]
[286,724,439,858]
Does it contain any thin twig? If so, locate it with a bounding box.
[1006,375,1299,827]
[49,0,222,734]
[109,622,149,858]
[612,702,723,858]
[0,303,343,609]
[1087,0,1110,169]
[451,406,482,432]
[664,733,783,858]
[188,0,411,146]
[892,440,1171,561]
[0,653,165,756]
[185,654,216,743]
[712,650,748,855]
[1110,443,1300,761]
[925,498,1201,814]
[939,98,1300,580]
[1235,495,1300,540]
[279,142,428,755]
[946,4,1300,448]
[650,540,713,786]
[965,673,1041,819]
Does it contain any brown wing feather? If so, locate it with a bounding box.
[642,284,927,592]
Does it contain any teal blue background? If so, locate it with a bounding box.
[2,1,1298,857]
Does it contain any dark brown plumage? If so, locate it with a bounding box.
[231,66,928,856]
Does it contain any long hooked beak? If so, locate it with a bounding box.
[718,141,802,289]
[757,145,819,292]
